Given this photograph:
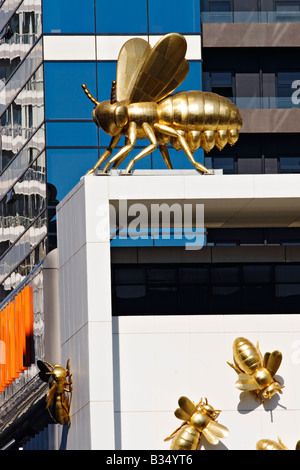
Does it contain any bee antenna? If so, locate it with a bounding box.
[110,80,116,104]
[82,83,99,106]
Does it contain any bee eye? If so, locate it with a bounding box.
[114,105,128,128]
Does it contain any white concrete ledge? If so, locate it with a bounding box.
[82,171,300,228]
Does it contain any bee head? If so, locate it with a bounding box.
[262,382,284,400]
[82,83,128,136]
[50,365,67,382]
[93,100,128,136]
[200,398,220,419]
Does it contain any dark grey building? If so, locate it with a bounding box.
[201,0,300,246]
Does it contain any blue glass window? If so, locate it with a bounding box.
[279,156,300,172]
[97,62,117,103]
[47,148,99,201]
[177,61,202,92]
[46,122,98,147]
[44,62,97,120]
[95,0,147,33]
[152,147,204,170]
[43,0,95,33]
[149,0,200,33]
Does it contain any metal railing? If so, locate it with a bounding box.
[201,11,300,23]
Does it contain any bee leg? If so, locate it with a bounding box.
[111,138,129,169]
[86,134,121,175]
[164,422,187,442]
[227,361,242,375]
[125,122,157,174]
[102,122,137,173]
[154,124,214,175]
[159,144,173,169]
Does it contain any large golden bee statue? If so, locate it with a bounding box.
[82,33,242,175]
[164,396,229,450]
[227,337,284,403]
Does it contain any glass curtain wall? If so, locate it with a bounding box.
[0,0,46,302]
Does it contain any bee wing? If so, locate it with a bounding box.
[37,360,52,382]
[128,33,189,104]
[174,407,191,422]
[202,427,220,446]
[116,37,152,102]
[235,373,259,391]
[206,420,229,439]
[46,383,57,409]
[178,396,197,416]
[264,350,282,377]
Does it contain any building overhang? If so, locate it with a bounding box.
[202,22,300,48]
[87,171,300,228]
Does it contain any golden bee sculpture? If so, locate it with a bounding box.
[164,396,229,450]
[37,359,72,425]
[227,337,284,403]
[256,437,300,450]
[82,33,242,175]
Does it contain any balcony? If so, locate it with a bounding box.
[201,11,300,23]
[201,13,300,47]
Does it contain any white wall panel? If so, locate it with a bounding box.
[43,35,201,62]
[43,35,96,61]
[96,35,148,61]
[113,314,300,450]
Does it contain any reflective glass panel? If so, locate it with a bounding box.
[0,238,46,302]
[275,264,300,283]
[176,61,202,92]
[0,0,42,86]
[279,156,300,172]
[44,62,97,120]
[97,61,117,103]
[45,121,98,148]
[1,65,44,172]
[0,151,46,258]
[42,0,95,33]
[46,148,99,202]
[0,37,43,116]
[95,0,147,33]
[0,125,45,192]
[0,0,26,33]
[149,0,200,33]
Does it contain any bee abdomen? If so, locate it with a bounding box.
[256,439,286,450]
[171,425,200,450]
[158,91,242,152]
[233,337,261,374]
[50,396,70,425]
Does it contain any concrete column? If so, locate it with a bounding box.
[56,175,114,450]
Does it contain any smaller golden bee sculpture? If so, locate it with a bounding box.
[37,359,72,425]
[256,437,300,450]
[164,396,229,450]
[227,337,284,403]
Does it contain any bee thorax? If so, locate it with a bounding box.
[253,368,272,388]
[190,412,209,431]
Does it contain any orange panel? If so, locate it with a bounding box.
[15,292,23,374]
[23,286,34,366]
[3,307,10,386]
[8,302,17,380]
[0,307,5,392]
[0,286,34,393]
